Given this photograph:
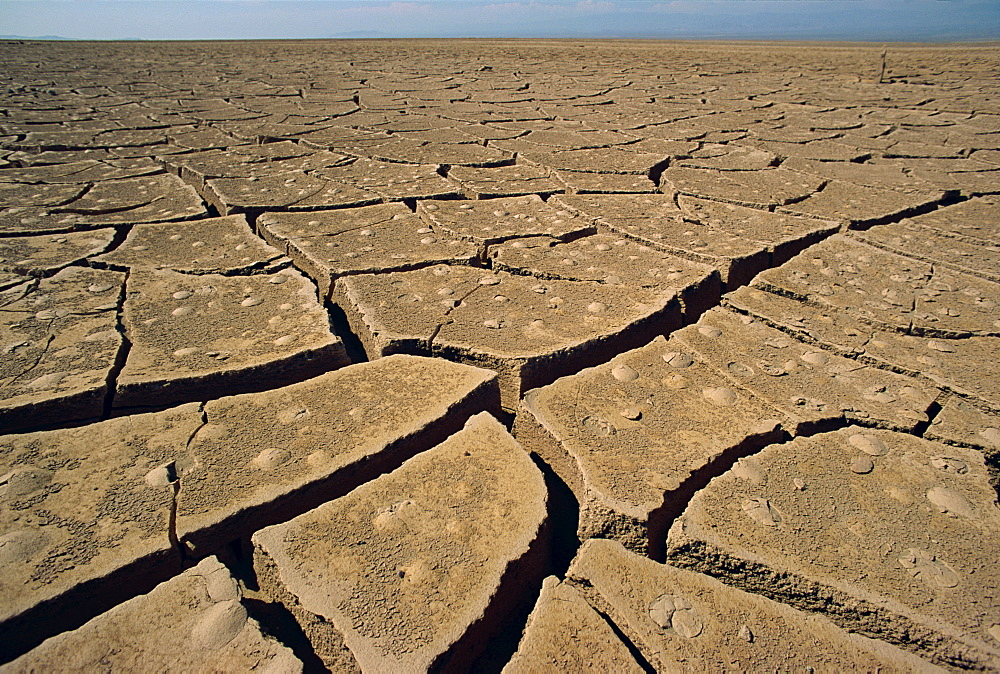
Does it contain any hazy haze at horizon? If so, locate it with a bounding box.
[1,0,998,42]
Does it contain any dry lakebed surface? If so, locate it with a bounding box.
[0,38,999,672]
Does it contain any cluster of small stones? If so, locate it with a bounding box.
[1,39,998,672]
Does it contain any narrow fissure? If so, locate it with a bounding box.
[325,298,369,363]
[100,268,131,420]
[592,606,657,674]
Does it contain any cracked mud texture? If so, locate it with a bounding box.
[253,412,547,672]
[0,355,498,659]
[0,267,124,431]
[666,427,1000,669]
[2,556,301,672]
[115,266,349,409]
[1,39,998,671]
[568,538,942,672]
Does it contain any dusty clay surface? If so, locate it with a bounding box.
[666,428,1000,669]
[252,412,547,672]
[2,556,301,672]
[0,39,998,671]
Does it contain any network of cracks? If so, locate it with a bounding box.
[1,39,999,672]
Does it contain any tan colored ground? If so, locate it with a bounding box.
[0,39,998,671]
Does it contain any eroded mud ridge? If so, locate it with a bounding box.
[1,39,998,671]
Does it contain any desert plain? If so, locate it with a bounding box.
[0,38,999,671]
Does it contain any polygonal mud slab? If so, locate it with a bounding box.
[928,396,1000,455]
[851,219,1000,282]
[335,265,683,408]
[752,138,871,162]
[568,539,942,672]
[115,267,347,409]
[777,180,949,228]
[782,156,939,192]
[162,145,352,188]
[674,307,938,434]
[725,285,1000,410]
[884,141,966,160]
[515,128,638,149]
[252,411,547,672]
[312,158,460,201]
[50,174,207,226]
[676,143,778,171]
[161,148,314,186]
[6,131,108,153]
[489,231,721,321]
[907,197,999,243]
[367,138,512,167]
[416,194,594,245]
[295,126,394,154]
[660,167,824,209]
[94,214,285,274]
[552,193,771,287]
[519,147,667,174]
[0,182,88,209]
[925,397,1000,495]
[666,427,1000,669]
[516,334,786,555]
[0,207,95,236]
[0,229,114,276]
[446,164,562,199]
[0,267,124,433]
[0,159,161,185]
[205,172,380,215]
[551,170,656,194]
[392,127,482,145]
[503,576,644,674]
[3,556,300,672]
[259,203,478,297]
[677,195,840,266]
[752,234,1000,338]
[0,403,201,662]
[909,166,1000,197]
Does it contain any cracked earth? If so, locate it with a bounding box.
[0,39,998,672]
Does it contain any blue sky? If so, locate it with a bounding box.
[2,1,998,41]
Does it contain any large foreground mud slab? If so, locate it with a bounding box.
[176,355,501,555]
[666,427,1000,669]
[568,539,940,672]
[0,355,499,662]
[0,404,199,663]
[253,412,548,672]
[2,557,300,673]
